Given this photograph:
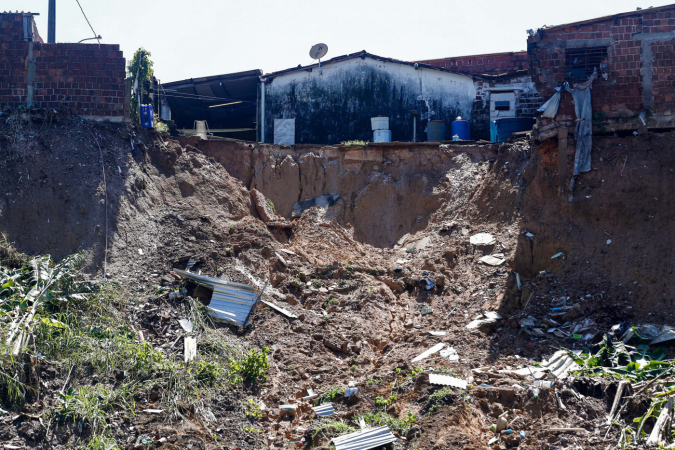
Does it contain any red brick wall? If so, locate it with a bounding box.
[1,13,126,117]
[528,7,675,122]
[419,52,530,75]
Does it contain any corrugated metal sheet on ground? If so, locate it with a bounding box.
[428,373,468,389]
[331,426,397,450]
[174,269,258,327]
[312,403,334,417]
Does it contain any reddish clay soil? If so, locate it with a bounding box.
[0,110,673,449]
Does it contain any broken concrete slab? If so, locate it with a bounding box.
[479,254,506,266]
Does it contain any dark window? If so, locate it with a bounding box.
[565,46,608,81]
[494,101,510,111]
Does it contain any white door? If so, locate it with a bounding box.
[490,92,516,120]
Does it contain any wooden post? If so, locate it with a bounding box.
[557,126,568,194]
[646,397,673,446]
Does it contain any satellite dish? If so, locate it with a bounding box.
[309,43,328,60]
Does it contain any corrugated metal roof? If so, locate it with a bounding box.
[173,269,259,327]
[312,403,334,417]
[331,426,397,450]
[428,373,468,389]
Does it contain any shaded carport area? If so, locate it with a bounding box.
[162,69,261,141]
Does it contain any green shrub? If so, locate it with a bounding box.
[229,347,269,384]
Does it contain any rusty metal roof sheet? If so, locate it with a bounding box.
[331,426,397,450]
[173,269,259,327]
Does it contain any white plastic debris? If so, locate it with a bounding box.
[184,337,197,363]
[411,343,445,363]
[479,254,506,266]
[439,346,459,362]
[178,319,194,333]
[428,373,467,389]
[470,233,496,246]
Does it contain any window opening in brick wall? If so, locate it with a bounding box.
[565,46,608,81]
[494,101,511,111]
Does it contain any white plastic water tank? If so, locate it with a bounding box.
[371,117,389,131]
[373,130,391,142]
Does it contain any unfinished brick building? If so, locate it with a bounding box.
[528,4,675,132]
[0,12,126,120]
[419,52,543,140]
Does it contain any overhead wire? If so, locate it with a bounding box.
[74,0,100,44]
[161,89,255,103]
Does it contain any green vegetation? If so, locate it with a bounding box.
[311,279,322,288]
[358,410,417,434]
[266,198,276,213]
[315,386,345,405]
[244,398,263,419]
[324,297,339,308]
[0,241,269,447]
[375,394,397,407]
[426,386,458,414]
[229,347,270,383]
[311,419,358,442]
[127,49,154,123]
[340,140,368,147]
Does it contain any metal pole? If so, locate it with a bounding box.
[260,78,266,143]
[48,0,56,43]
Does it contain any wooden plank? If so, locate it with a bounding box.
[261,300,298,319]
[646,397,673,446]
[411,343,445,363]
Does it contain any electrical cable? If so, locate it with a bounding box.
[74,0,100,44]
[161,89,255,103]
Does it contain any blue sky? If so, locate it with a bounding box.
[16,0,675,82]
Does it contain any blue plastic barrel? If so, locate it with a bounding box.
[426,120,446,141]
[140,104,154,129]
[490,117,536,142]
[451,119,470,140]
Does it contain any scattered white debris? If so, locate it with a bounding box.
[142,409,164,414]
[178,319,194,333]
[479,254,506,266]
[411,343,445,363]
[331,426,398,450]
[312,403,335,417]
[470,232,496,246]
[428,373,467,389]
[184,337,197,363]
[439,346,459,362]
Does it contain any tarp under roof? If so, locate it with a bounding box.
[162,69,261,141]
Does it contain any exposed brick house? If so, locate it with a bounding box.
[419,52,544,140]
[0,12,126,120]
[528,4,675,132]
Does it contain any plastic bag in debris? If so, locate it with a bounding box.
[537,87,562,118]
[620,324,675,345]
[419,277,435,290]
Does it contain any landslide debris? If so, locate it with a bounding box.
[0,110,673,449]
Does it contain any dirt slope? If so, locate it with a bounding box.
[0,110,673,449]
